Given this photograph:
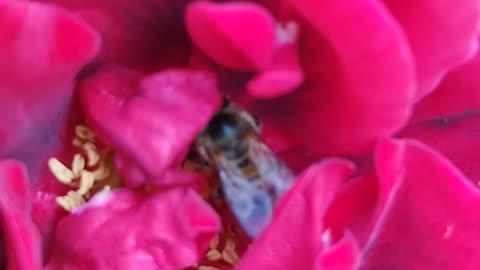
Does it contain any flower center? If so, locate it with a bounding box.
[48,125,122,212]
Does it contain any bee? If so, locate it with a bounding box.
[195,99,295,237]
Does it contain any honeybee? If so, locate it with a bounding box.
[195,99,295,237]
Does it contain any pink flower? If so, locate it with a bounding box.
[1,0,480,269]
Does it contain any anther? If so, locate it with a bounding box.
[71,154,86,178]
[222,239,239,265]
[48,158,74,184]
[209,235,219,250]
[198,266,220,270]
[56,191,85,212]
[91,162,110,180]
[75,125,95,141]
[83,142,100,167]
[206,250,222,261]
[77,171,95,196]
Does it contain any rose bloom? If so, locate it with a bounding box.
[1,0,480,269]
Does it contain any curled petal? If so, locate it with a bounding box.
[247,40,304,99]
[362,139,480,270]
[384,0,480,99]
[0,0,99,168]
[253,0,415,155]
[186,1,276,71]
[80,66,222,187]
[0,160,42,270]
[412,50,480,122]
[236,159,356,270]
[45,187,221,270]
[324,173,378,247]
[315,232,361,270]
[398,112,480,185]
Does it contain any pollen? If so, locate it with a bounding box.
[49,125,122,212]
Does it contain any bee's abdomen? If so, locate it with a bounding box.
[236,157,260,179]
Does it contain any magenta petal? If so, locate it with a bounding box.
[412,50,480,122]
[362,139,480,270]
[0,0,99,163]
[315,232,361,270]
[324,173,378,247]
[266,0,415,155]
[46,187,220,270]
[0,160,42,270]
[236,159,356,270]
[247,42,304,99]
[384,0,480,99]
[44,0,191,72]
[186,1,276,71]
[398,113,480,186]
[80,66,222,187]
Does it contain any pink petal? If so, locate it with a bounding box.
[324,173,378,247]
[247,40,304,99]
[0,0,99,165]
[44,0,191,72]
[412,49,480,122]
[46,187,221,270]
[186,1,276,71]
[315,232,361,270]
[398,112,480,186]
[383,0,480,99]
[236,159,356,270]
[362,139,480,270]
[0,160,42,270]
[250,0,415,155]
[80,66,222,187]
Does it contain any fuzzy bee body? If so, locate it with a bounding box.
[196,102,295,237]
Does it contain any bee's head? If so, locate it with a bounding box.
[195,100,261,163]
[204,112,249,151]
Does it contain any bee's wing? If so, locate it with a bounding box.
[249,139,296,200]
[218,168,273,237]
[218,139,295,238]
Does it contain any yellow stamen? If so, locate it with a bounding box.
[75,125,95,141]
[77,171,95,196]
[72,138,83,148]
[198,266,220,270]
[224,238,236,251]
[222,239,239,265]
[91,162,110,180]
[56,191,86,212]
[48,158,74,184]
[71,154,86,178]
[209,235,219,250]
[51,124,118,212]
[83,142,100,167]
[206,250,222,261]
